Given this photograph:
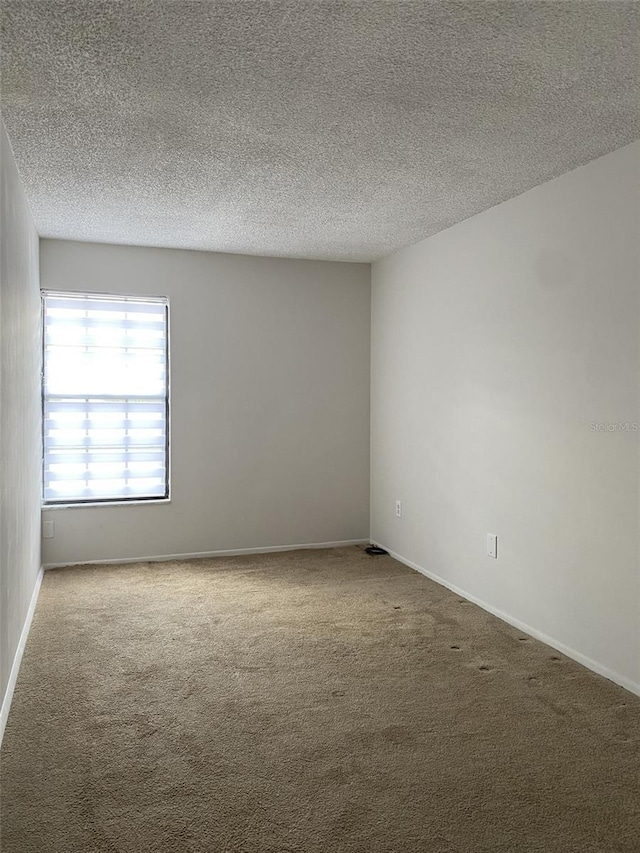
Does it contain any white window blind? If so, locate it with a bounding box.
[42,292,169,504]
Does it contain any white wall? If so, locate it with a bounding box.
[371,142,640,693]
[0,122,42,723]
[41,240,370,565]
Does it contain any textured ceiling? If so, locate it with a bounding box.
[1,1,638,262]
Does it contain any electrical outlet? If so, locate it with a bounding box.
[395,500,402,518]
[42,520,55,540]
[487,533,498,558]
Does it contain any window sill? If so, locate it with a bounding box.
[42,498,171,510]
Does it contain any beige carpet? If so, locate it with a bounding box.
[1,546,638,852]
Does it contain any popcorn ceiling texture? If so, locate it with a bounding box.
[1,1,638,262]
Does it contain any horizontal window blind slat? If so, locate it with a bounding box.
[45,449,166,466]
[44,484,166,502]
[44,395,166,403]
[44,349,166,359]
[45,401,166,415]
[44,327,165,340]
[45,424,165,436]
[45,316,166,329]
[44,296,166,315]
[44,342,165,353]
[44,314,166,327]
[44,435,166,448]
[43,425,166,435]
[44,403,165,424]
[45,467,166,483]
[44,366,165,396]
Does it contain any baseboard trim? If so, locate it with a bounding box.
[0,566,44,748]
[43,539,370,570]
[376,543,640,699]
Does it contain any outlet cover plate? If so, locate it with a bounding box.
[487,533,498,558]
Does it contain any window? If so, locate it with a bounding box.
[42,291,169,504]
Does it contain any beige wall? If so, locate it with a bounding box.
[371,142,640,693]
[40,240,371,565]
[0,122,42,719]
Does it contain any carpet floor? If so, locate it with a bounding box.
[1,546,639,852]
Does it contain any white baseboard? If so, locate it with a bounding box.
[376,543,640,699]
[0,567,44,748]
[43,539,370,570]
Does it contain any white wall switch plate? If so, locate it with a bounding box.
[42,520,55,539]
[487,533,498,558]
[395,500,402,518]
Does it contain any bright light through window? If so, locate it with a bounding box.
[42,292,169,504]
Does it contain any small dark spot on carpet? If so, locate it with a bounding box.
[479,664,492,671]
[331,689,346,697]
[450,645,461,650]
[528,676,539,684]
[518,637,529,642]
[550,656,561,661]
[393,605,401,610]
[321,765,352,784]
[380,724,415,745]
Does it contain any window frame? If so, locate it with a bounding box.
[41,289,171,507]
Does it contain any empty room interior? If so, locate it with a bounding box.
[1,2,639,851]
